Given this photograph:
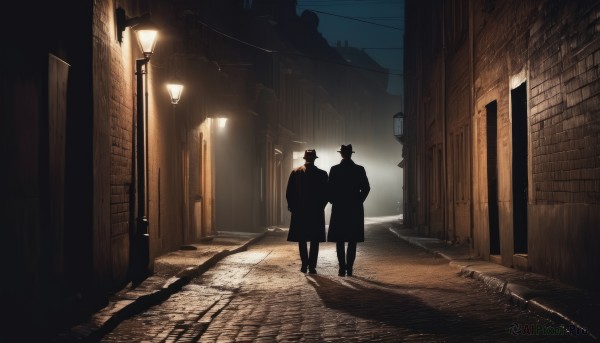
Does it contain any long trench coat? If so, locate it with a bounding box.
[286,163,328,242]
[327,159,370,242]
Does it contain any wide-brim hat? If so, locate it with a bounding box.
[337,144,355,154]
[303,149,318,159]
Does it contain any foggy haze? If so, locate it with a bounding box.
[213,1,405,232]
[295,0,405,219]
[306,138,403,221]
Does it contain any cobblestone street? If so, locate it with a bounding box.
[101,218,585,342]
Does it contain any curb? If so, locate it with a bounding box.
[388,227,457,261]
[388,227,598,341]
[65,231,269,342]
[455,263,597,340]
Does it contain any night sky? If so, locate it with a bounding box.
[291,0,405,217]
[296,0,405,96]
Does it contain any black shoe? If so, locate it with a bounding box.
[338,268,346,277]
[300,265,307,273]
[308,267,317,274]
[346,267,353,276]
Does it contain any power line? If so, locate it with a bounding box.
[298,0,403,5]
[195,18,403,76]
[197,20,276,53]
[296,7,403,30]
[353,17,404,20]
[361,47,404,50]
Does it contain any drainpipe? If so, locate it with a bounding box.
[133,58,150,285]
[468,0,475,249]
[441,1,448,243]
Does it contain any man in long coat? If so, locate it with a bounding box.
[286,149,328,274]
[327,144,370,277]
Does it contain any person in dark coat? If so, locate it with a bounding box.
[327,144,370,277]
[286,149,328,274]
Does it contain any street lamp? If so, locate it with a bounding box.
[393,111,407,226]
[217,117,228,129]
[166,80,185,243]
[133,22,159,59]
[167,82,184,105]
[116,9,159,52]
[117,8,159,284]
[393,111,404,143]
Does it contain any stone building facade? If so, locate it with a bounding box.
[404,0,600,291]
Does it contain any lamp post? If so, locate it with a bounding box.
[166,81,184,243]
[393,111,407,225]
[393,111,404,143]
[117,8,159,284]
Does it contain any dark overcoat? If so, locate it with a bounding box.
[327,159,370,242]
[286,163,328,242]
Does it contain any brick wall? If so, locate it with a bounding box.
[471,0,600,290]
[406,0,600,290]
[526,0,600,291]
[92,0,136,288]
[529,1,600,205]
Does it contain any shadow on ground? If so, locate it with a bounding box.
[307,274,482,339]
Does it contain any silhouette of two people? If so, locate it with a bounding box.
[286,144,370,276]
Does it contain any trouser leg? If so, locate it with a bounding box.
[336,241,346,268]
[298,241,308,267]
[347,241,357,269]
[308,241,319,268]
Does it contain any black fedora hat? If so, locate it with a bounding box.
[337,144,355,154]
[303,149,318,159]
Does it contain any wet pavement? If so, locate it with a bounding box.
[52,217,597,342]
[388,223,599,340]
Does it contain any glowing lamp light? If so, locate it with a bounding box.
[133,22,159,59]
[217,117,228,128]
[166,83,184,105]
[116,8,159,59]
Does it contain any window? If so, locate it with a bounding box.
[452,125,470,202]
[444,0,468,51]
[429,144,443,208]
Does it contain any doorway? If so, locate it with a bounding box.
[486,101,500,255]
[511,83,528,254]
